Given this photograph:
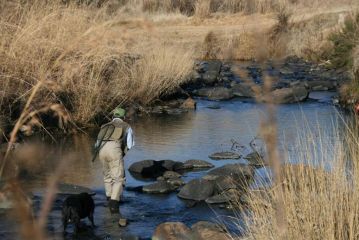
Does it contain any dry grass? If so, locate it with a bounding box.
[233,117,359,240]
[0,1,194,127]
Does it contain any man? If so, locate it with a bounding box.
[94,107,134,226]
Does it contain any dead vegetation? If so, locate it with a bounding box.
[0,1,356,128]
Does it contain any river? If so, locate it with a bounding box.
[0,93,344,239]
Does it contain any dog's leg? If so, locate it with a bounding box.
[74,221,80,235]
[62,210,67,234]
[88,212,95,228]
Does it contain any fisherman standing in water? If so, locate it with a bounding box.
[94,107,134,226]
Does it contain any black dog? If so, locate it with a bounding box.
[62,192,95,233]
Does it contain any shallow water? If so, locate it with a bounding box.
[0,95,344,239]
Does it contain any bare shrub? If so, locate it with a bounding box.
[268,7,292,58]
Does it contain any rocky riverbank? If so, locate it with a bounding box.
[140,56,350,117]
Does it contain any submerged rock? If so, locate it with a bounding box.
[153,222,192,240]
[209,151,241,160]
[207,104,221,109]
[142,181,178,194]
[177,179,214,201]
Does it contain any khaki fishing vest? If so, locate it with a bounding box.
[97,120,130,143]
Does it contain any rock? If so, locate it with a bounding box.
[213,176,238,193]
[209,151,241,160]
[177,179,214,201]
[167,178,185,187]
[267,86,308,104]
[163,171,182,179]
[184,159,214,169]
[191,221,228,240]
[161,160,185,172]
[157,176,165,181]
[125,186,143,193]
[165,108,188,115]
[305,80,335,91]
[197,87,234,101]
[202,60,222,85]
[142,181,178,194]
[244,152,264,166]
[205,189,241,204]
[231,83,255,98]
[129,160,184,178]
[57,183,95,195]
[203,164,254,189]
[181,98,196,110]
[153,222,192,240]
[128,160,156,174]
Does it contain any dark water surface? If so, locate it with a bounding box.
[0,94,344,239]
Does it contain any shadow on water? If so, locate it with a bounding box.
[0,97,347,239]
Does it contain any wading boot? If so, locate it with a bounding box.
[108,200,127,227]
[108,199,120,214]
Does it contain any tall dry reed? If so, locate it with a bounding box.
[235,117,359,240]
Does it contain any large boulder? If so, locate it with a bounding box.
[213,176,238,193]
[202,60,222,85]
[153,222,192,240]
[197,87,234,101]
[191,221,229,240]
[183,159,214,169]
[267,86,308,104]
[203,164,254,190]
[142,181,178,194]
[209,151,241,160]
[177,179,214,201]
